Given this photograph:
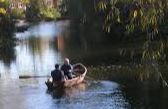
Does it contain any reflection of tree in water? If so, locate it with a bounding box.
[28,37,43,56]
[27,37,47,72]
[0,36,16,67]
[0,12,16,66]
[121,85,168,109]
[28,36,54,56]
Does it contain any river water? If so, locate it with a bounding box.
[0,21,168,109]
[0,79,129,109]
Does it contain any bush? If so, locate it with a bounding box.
[0,8,6,15]
[10,8,25,19]
[40,7,61,20]
[26,0,61,21]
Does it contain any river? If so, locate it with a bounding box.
[0,21,168,109]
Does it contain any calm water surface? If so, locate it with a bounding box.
[0,21,168,109]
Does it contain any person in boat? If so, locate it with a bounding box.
[61,58,73,79]
[51,64,64,82]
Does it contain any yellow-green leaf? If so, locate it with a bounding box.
[0,0,5,2]
[0,8,6,15]
[133,10,138,18]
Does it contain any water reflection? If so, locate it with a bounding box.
[0,46,16,67]
[15,37,62,77]
[0,32,17,79]
[122,86,168,109]
[0,21,70,79]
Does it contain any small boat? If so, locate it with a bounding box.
[45,63,87,90]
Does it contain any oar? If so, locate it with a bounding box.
[19,75,50,79]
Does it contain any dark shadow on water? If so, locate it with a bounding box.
[0,46,16,66]
[0,34,16,67]
[52,88,66,99]
[0,19,16,66]
[121,85,168,109]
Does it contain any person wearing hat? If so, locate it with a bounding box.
[61,58,73,79]
[51,64,64,82]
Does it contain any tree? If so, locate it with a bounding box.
[0,0,8,16]
[0,0,15,35]
[26,0,61,21]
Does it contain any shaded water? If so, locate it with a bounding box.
[0,21,168,109]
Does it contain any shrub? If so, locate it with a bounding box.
[10,8,25,19]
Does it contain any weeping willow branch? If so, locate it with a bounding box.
[96,0,167,35]
[159,72,168,87]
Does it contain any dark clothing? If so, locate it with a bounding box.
[51,69,64,82]
[61,64,72,79]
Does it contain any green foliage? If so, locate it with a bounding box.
[0,0,15,35]
[0,0,9,16]
[26,0,41,21]
[21,0,30,4]
[61,0,166,34]
[0,16,15,35]
[26,0,61,21]
[10,8,25,19]
[0,7,6,15]
[61,0,99,24]
[0,0,16,51]
[96,0,165,34]
[88,63,168,87]
[142,41,165,61]
[40,7,61,20]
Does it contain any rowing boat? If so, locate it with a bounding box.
[45,63,87,90]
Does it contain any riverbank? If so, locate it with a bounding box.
[14,17,69,32]
[14,19,31,32]
[87,63,168,89]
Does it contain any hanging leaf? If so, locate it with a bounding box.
[0,8,6,15]
[140,9,143,17]
[133,10,138,18]
[0,0,5,2]
[117,16,120,22]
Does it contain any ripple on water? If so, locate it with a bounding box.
[0,79,129,109]
[48,81,129,109]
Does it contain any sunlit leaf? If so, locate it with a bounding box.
[0,0,5,2]
[133,10,138,18]
[117,16,120,22]
[0,8,6,15]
